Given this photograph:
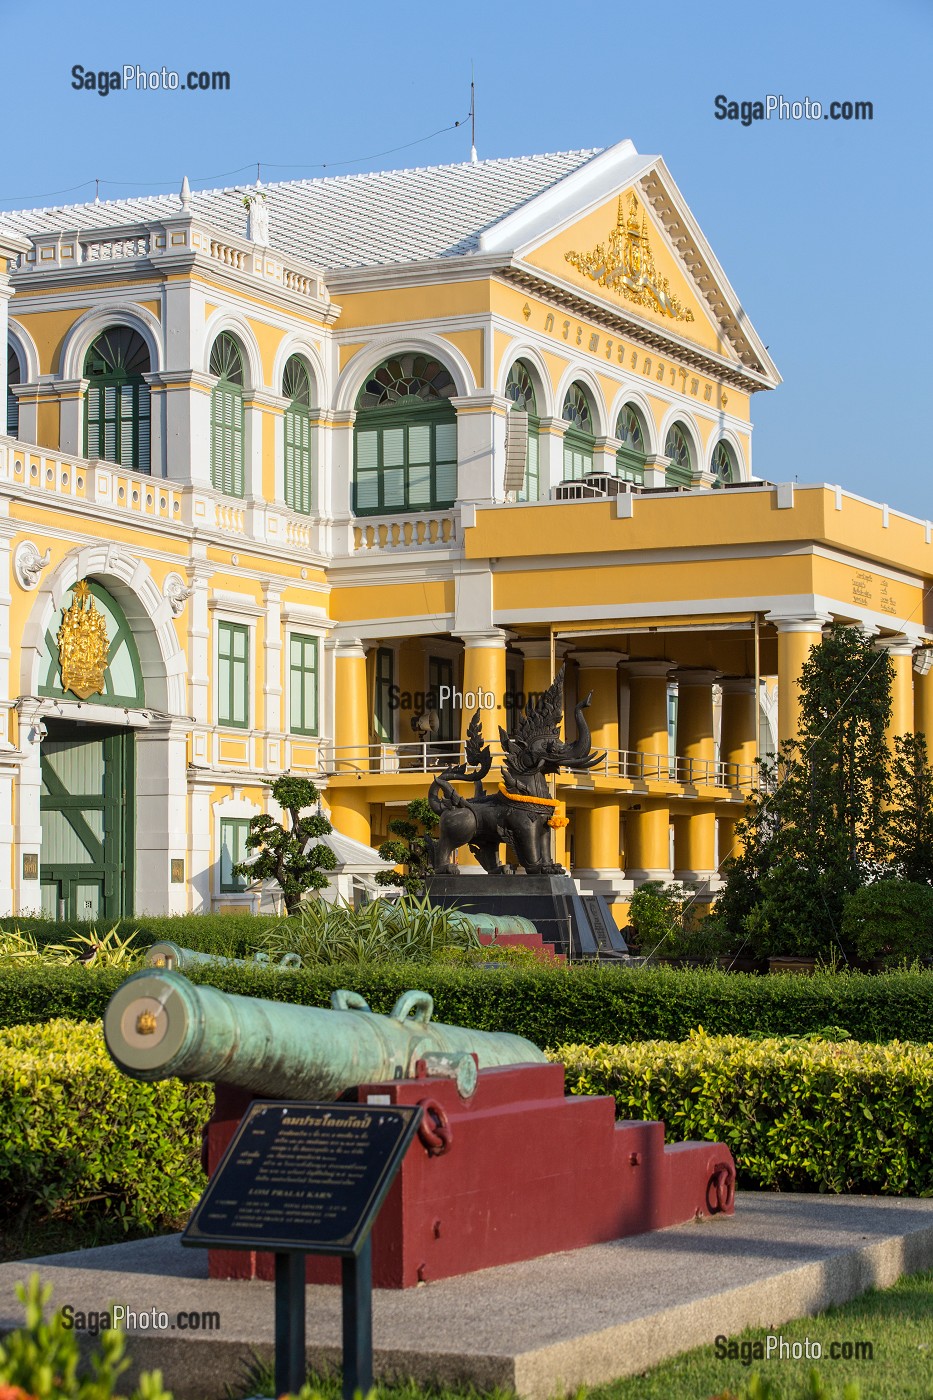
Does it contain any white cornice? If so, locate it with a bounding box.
[498,264,774,393]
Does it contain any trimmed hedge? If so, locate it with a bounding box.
[0,914,286,958]
[0,1018,211,1229]
[1,960,933,1042]
[556,1032,933,1194]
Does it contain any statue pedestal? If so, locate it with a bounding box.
[426,873,627,958]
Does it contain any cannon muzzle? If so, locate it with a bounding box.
[103,971,546,1101]
[146,941,301,972]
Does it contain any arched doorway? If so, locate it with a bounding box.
[36,580,144,919]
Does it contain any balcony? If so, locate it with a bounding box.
[0,438,325,555]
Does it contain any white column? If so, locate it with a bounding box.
[187,557,212,768]
[14,699,45,915]
[450,394,509,503]
[58,380,88,456]
[0,515,15,913]
[143,373,165,478]
[135,717,191,913]
[536,416,566,497]
[592,436,619,478]
[188,781,212,913]
[262,580,283,771]
[328,408,356,548]
[642,453,668,489]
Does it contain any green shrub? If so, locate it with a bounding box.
[0,1276,172,1399]
[260,894,480,965]
[555,1030,933,1194]
[0,914,291,960]
[3,961,933,1045]
[841,880,933,963]
[626,880,681,953]
[0,1019,210,1231]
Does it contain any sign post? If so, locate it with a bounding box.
[182,1100,422,1398]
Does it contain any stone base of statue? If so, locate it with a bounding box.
[426,872,628,959]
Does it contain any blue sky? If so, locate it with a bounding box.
[2,0,930,515]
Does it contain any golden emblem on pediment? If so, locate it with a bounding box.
[565,194,694,323]
[57,580,108,700]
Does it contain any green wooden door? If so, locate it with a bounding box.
[40,722,134,920]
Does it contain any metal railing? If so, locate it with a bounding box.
[318,741,759,790]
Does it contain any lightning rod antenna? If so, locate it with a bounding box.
[470,63,477,163]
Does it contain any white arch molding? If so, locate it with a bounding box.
[271,334,329,405]
[494,341,555,418]
[657,406,703,473]
[607,386,660,456]
[707,427,748,481]
[201,310,264,391]
[334,335,476,413]
[553,363,609,437]
[7,318,40,382]
[59,303,165,380]
[20,543,188,715]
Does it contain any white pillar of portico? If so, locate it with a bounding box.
[13,698,45,916]
[328,408,356,546]
[135,717,191,914]
[450,394,510,503]
[535,416,566,498]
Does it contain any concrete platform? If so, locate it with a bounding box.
[3,1193,933,1399]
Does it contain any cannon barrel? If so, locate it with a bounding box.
[103,970,546,1101]
[146,941,301,972]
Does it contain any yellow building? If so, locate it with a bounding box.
[0,138,929,920]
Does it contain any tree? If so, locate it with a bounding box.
[233,774,336,915]
[376,797,438,895]
[718,626,894,954]
[890,732,933,884]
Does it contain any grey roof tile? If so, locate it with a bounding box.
[1,150,602,270]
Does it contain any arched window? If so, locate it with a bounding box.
[7,343,21,439]
[664,422,693,487]
[84,327,151,472]
[615,404,648,484]
[712,440,737,488]
[505,360,539,502]
[210,333,246,497]
[353,353,457,515]
[562,383,595,481]
[283,355,314,514]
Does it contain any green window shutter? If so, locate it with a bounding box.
[373,646,394,742]
[289,634,319,735]
[520,428,539,501]
[212,385,244,497]
[220,817,251,891]
[86,384,101,457]
[353,408,457,516]
[218,622,249,728]
[284,405,312,513]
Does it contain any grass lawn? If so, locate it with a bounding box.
[241,1268,933,1400]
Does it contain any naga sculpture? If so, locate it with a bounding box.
[428,665,603,874]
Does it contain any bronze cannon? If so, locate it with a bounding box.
[103,970,546,1101]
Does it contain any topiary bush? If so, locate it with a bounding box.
[0,1019,210,1232]
[841,880,933,964]
[556,1030,933,1194]
[3,961,933,1044]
